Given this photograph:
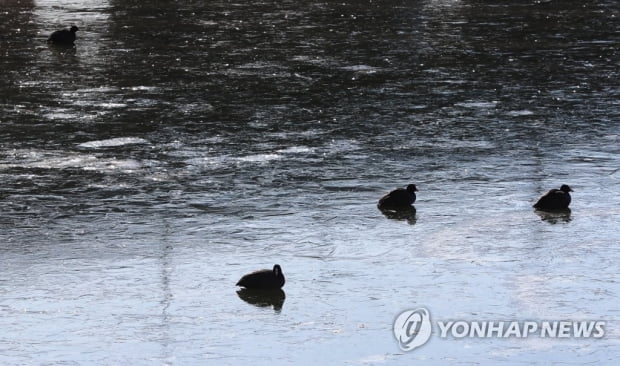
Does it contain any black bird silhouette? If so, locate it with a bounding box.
[47,25,79,45]
[236,264,285,290]
[533,184,573,210]
[378,184,418,209]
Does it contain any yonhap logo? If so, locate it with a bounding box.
[394,307,605,352]
[393,308,432,351]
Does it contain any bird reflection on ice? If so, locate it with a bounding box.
[236,289,286,313]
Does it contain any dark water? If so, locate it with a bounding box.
[1,0,619,364]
